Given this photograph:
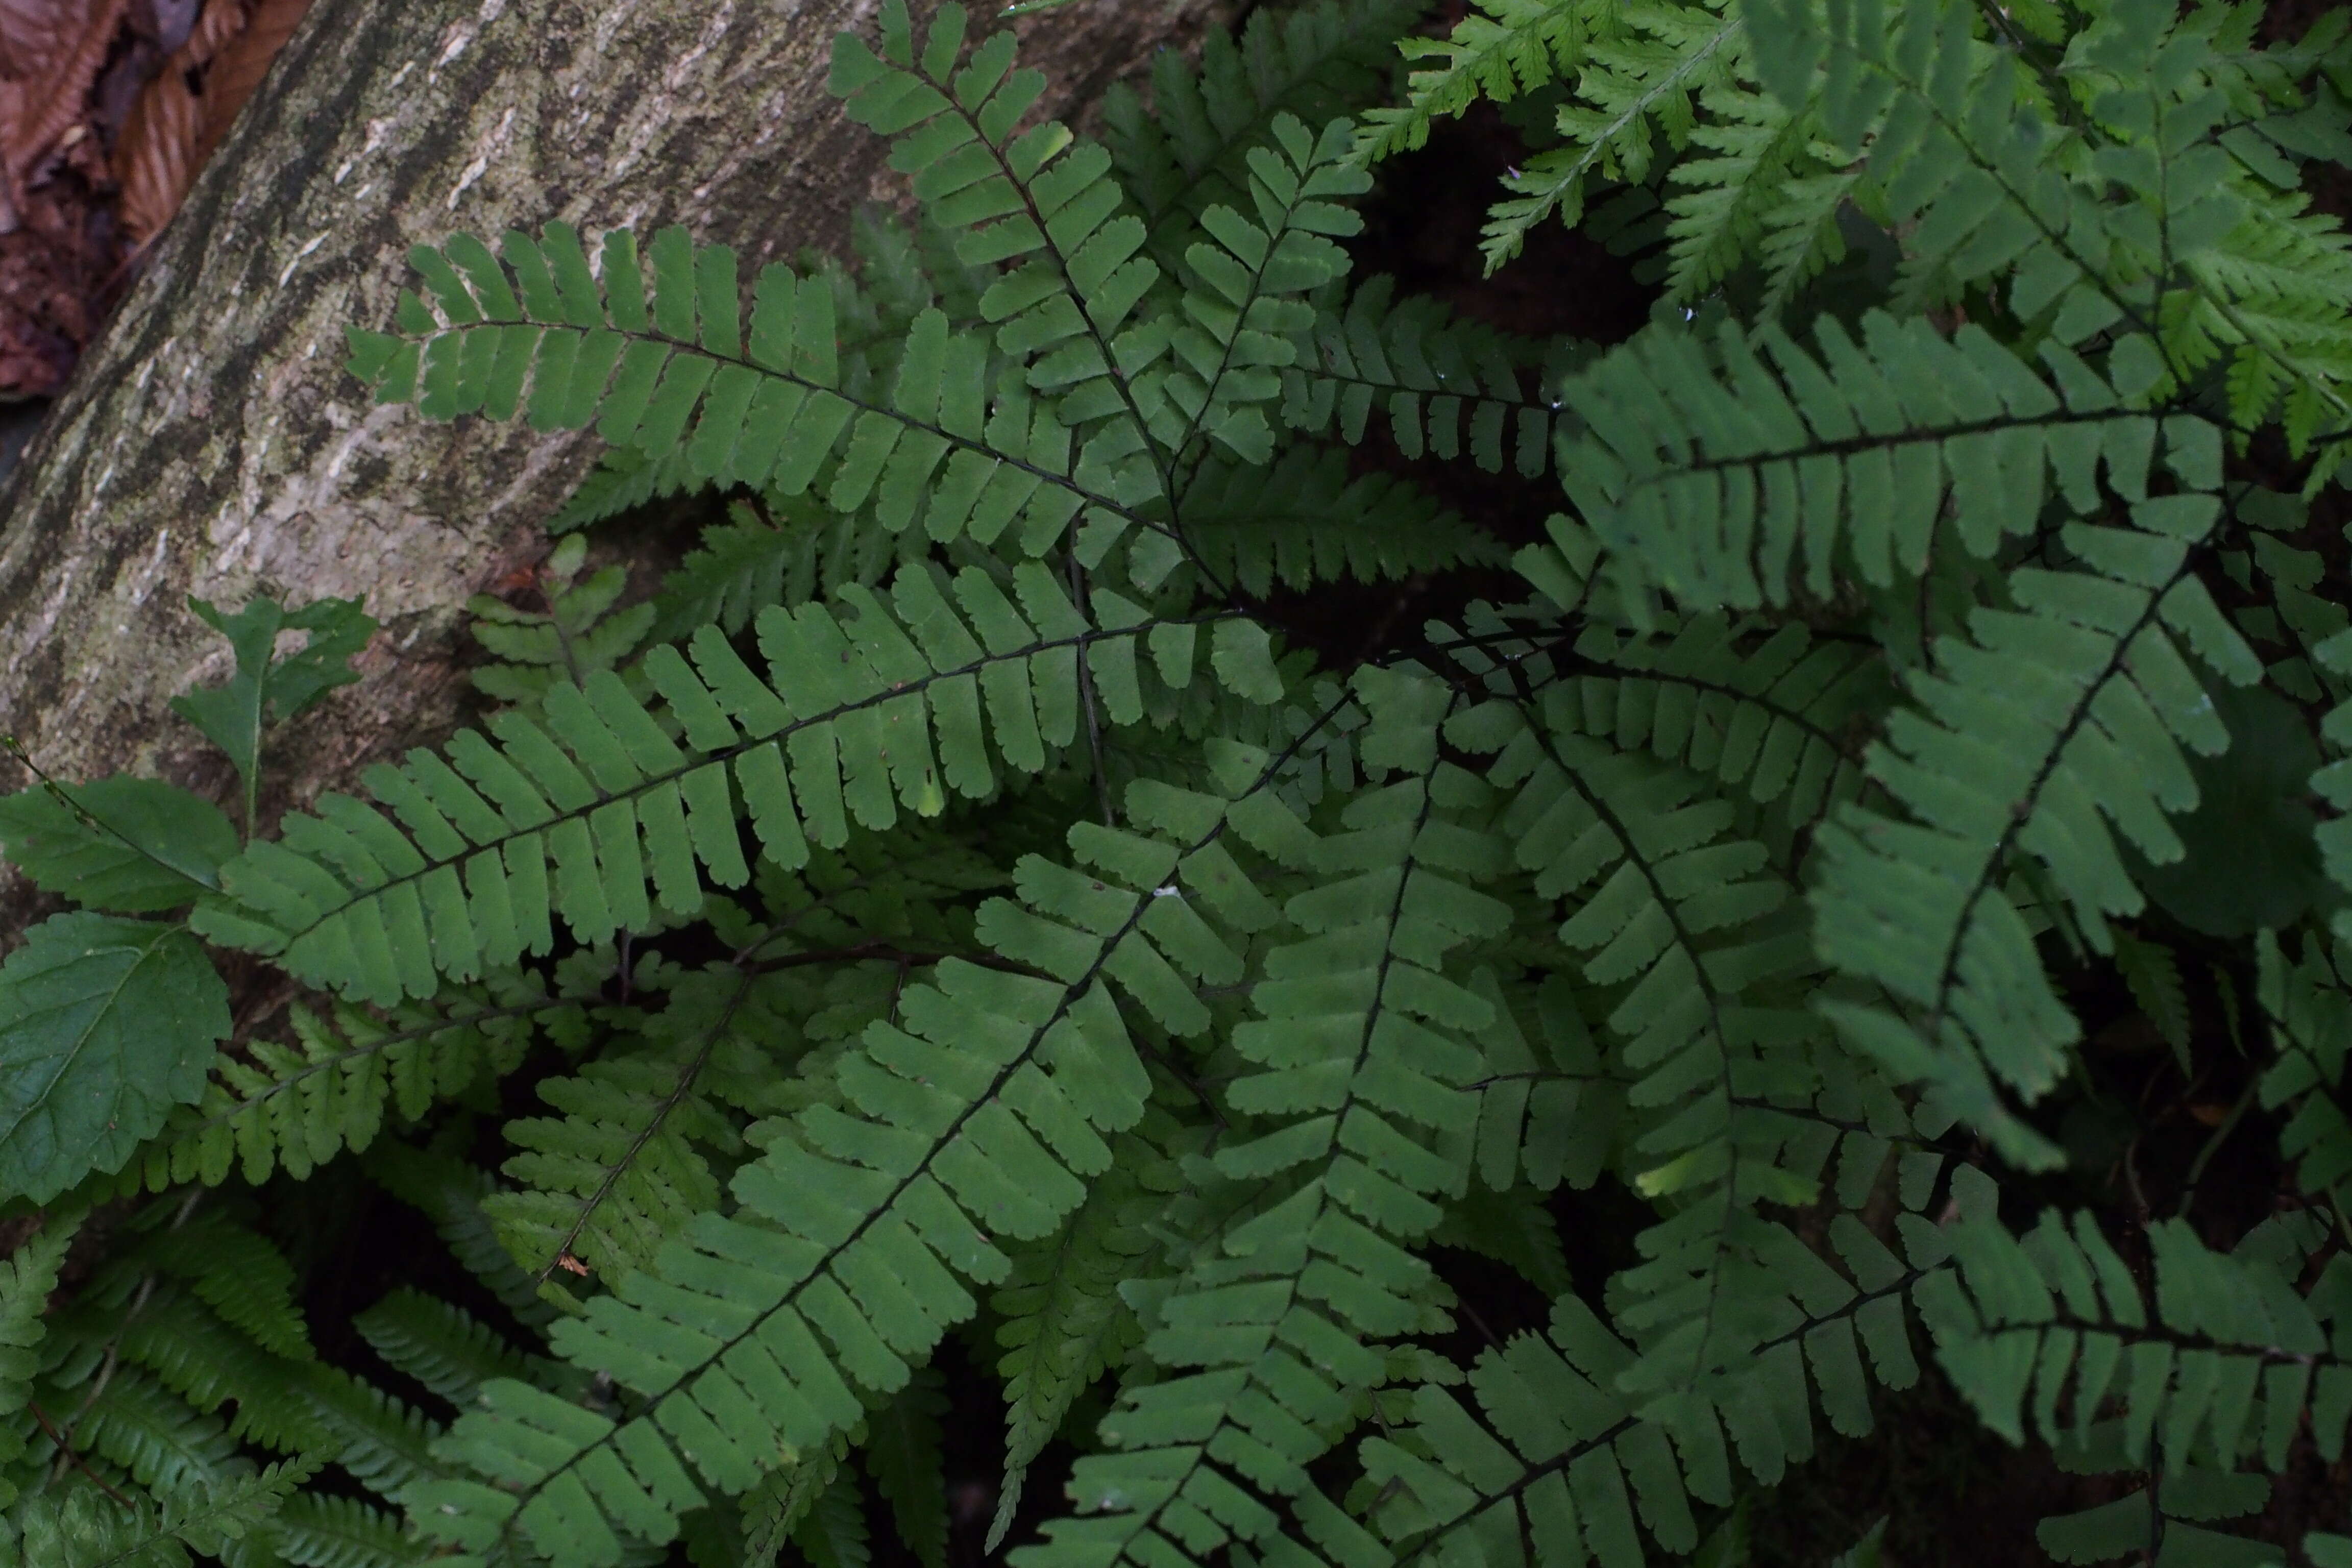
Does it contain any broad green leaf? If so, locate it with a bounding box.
[169,595,378,796]
[0,913,229,1203]
[0,776,237,912]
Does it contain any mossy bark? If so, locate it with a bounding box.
[0,0,1205,896]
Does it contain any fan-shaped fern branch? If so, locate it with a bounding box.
[402,739,1323,1566]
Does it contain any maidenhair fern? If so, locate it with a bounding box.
[4,0,2352,1564]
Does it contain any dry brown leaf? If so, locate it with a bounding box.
[0,0,126,193]
[192,0,303,165]
[0,0,85,76]
[174,0,247,69]
[113,48,198,242]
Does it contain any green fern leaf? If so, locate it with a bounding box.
[987,1147,1159,1549]
[15,1457,316,1568]
[193,563,1212,1004]
[273,1491,434,1568]
[1483,0,1747,271]
[115,981,551,1196]
[0,1210,79,1505]
[1353,0,1609,163]
[355,1288,541,1413]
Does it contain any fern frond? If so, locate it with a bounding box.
[363,1141,559,1330]
[1443,664,1885,1407]
[1657,77,1835,304]
[132,1216,313,1363]
[14,1456,315,1568]
[1810,482,2260,1165]
[1182,449,1506,598]
[468,533,656,710]
[1354,0,1608,163]
[1559,308,2202,610]
[1482,0,1747,271]
[1281,277,1578,477]
[402,753,1311,1565]
[1462,973,1623,1195]
[353,1289,541,1414]
[1020,721,1517,1568]
[50,1366,248,1495]
[274,1490,434,1568]
[647,498,918,646]
[2255,933,2352,1200]
[350,218,1127,558]
[1109,0,1421,252]
[299,1364,468,1509]
[114,981,552,1195]
[1921,1206,2351,1470]
[481,971,747,1287]
[194,561,1224,1004]
[0,1211,78,1505]
[1744,0,2352,454]
[987,1145,1160,1548]
[1543,608,1882,842]
[113,1286,329,1453]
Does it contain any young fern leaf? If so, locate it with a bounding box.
[14,1456,317,1568]
[1353,0,1609,163]
[192,560,1210,1006]
[482,975,748,1288]
[0,1212,78,1505]
[402,757,1303,1567]
[1743,0,2352,460]
[648,498,918,646]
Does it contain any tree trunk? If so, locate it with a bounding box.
[0,0,1210,871]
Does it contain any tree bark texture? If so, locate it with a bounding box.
[0,0,1212,878]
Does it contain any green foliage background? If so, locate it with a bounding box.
[3,0,2352,1562]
